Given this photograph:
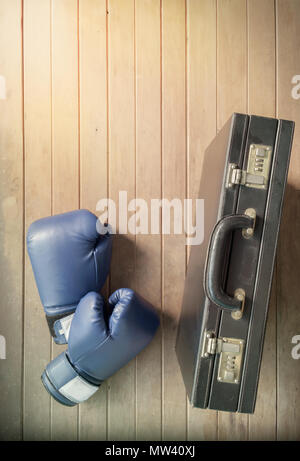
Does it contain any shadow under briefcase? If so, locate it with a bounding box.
[176,113,294,414]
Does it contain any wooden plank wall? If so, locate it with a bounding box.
[0,0,299,441]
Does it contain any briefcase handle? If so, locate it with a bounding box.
[204,211,255,317]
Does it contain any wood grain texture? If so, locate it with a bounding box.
[248,0,277,441]
[51,0,79,440]
[217,0,247,128]
[161,0,187,441]
[78,0,108,441]
[0,0,23,441]
[277,188,300,441]
[277,0,300,190]
[0,0,300,441]
[186,0,218,441]
[23,0,52,441]
[107,0,136,440]
[217,0,248,441]
[277,0,300,441]
[135,0,162,441]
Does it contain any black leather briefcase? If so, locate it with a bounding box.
[176,113,294,413]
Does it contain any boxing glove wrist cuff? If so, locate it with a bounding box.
[50,313,75,344]
[42,352,99,406]
[46,309,76,345]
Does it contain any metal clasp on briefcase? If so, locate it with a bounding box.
[201,331,245,384]
[226,144,273,189]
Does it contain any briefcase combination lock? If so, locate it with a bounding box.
[201,331,245,384]
[226,144,273,190]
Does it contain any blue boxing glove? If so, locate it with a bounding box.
[41,289,160,406]
[27,209,112,344]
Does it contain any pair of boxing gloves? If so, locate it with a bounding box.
[27,209,159,407]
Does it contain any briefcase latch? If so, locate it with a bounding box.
[202,331,245,384]
[226,144,273,190]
